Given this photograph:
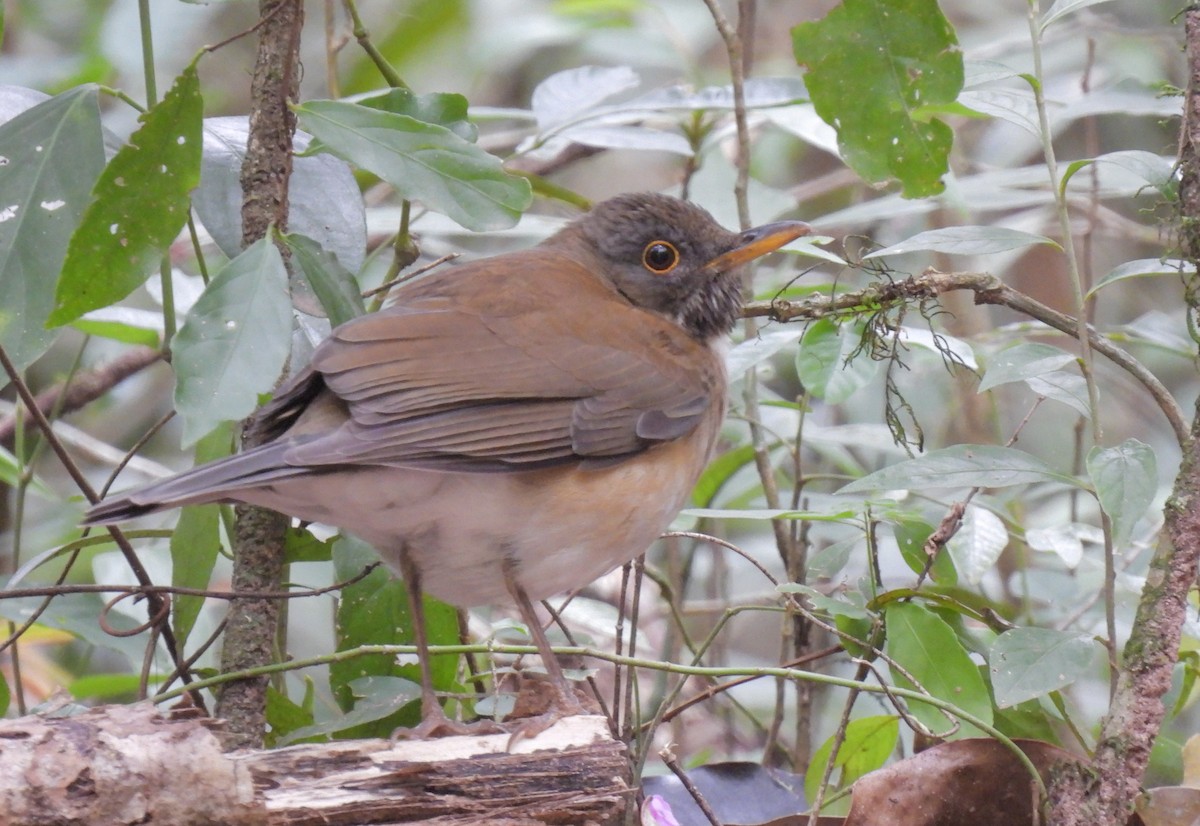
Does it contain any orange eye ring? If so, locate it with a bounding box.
[642,240,680,274]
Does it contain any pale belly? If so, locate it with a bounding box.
[237,433,710,606]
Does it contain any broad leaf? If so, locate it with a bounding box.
[1087,257,1194,299]
[957,88,1041,137]
[989,627,1098,707]
[725,326,806,375]
[330,536,459,736]
[805,716,899,801]
[946,505,1008,585]
[841,444,1081,493]
[795,319,880,404]
[359,88,476,141]
[885,601,992,737]
[1025,371,1092,419]
[172,237,291,447]
[171,422,233,646]
[1062,150,1176,200]
[50,66,202,325]
[531,65,640,131]
[284,233,366,326]
[792,0,963,198]
[1087,439,1157,551]
[894,519,957,584]
[1040,0,1118,31]
[195,116,367,272]
[978,343,1076,392]
[0,85,104,369]
[295,99,531,231]
[865,226,1058,259]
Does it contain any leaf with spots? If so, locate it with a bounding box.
[989,627,1098,708]
[0,85,105,369]
[172,237,291,447]
[792,0,963,198]
[48,64,202,325]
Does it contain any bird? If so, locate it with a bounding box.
[84,192,810,737]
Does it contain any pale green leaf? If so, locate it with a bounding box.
[978,343,1075,392]
[1086,257,1194,299]
[989,627,1098,707]
[865,226,1059,259]
[171,422,233,646]
[1087,439,1157,550]
[296,100,530,232]
[172,237,291,447]
[0,85,105,368]
[841,444,1081,493]
[795,319,880,404]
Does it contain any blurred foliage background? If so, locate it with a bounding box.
[0,0,1195,815]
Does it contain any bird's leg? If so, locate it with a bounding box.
[393,546,503,739]
[504,562,591,739]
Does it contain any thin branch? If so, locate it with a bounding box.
[742,269,1188,447]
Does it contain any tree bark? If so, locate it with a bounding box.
[215,0,304,750]
[1043,10,1200,823]
[0,704,632,825]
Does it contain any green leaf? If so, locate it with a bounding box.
[894,519,956,584]
[792,0,963,198]
[72,307,162,347]
[841,444,1081,493]
[0,670,8,717]
[330,536,460,735]
[281,676,421,744]
[865,226,1059,259]
[531,65,640,131]
[1062,151,1176,200]
[946,505,1008,585]
[795,319,880,404]
[1040,0,1118,32]
[265,681,319,746]
[1087,439,1157,551]
[294,99,531,231]
[1086,257,1194,299]
[682,506,857,522]
[805,716,899,801]
[283,233,366,327]
[1025,372,1092,419]
[978,343,1076,392]
[171,422,233,646]
[0,85,105,369]
[196,117,367,273]
[50,66,203,325]
[725,326,806,375]
[884,601,992,737]
[283,526,336,564]
[989,627,1098,707]
[172,237,291,447]
[691,444,756,507]
[359,88,477,141]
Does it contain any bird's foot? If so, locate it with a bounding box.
[391,702,507,741]
[503,676,597,748]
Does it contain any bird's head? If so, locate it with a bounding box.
[550,192,810,341]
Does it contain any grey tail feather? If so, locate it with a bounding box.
[83,440,316,526]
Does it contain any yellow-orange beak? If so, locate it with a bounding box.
[704,220,812,273]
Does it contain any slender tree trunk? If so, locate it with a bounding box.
[214,0,304,750]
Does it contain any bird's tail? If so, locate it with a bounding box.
[83,441,309,525]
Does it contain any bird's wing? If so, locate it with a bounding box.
[283,250,722,470]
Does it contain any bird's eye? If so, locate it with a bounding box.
[642,241,680,274]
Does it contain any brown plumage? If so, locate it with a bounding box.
[85,192,809,735]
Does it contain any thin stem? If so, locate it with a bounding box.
[341,0,409,90]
